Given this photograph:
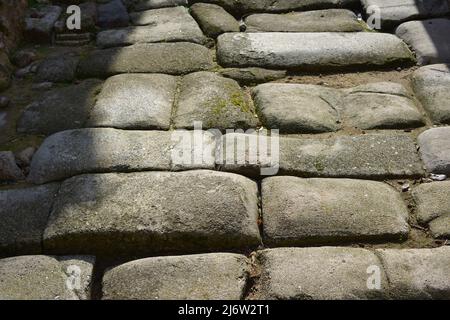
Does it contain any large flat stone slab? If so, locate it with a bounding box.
[0,184,59,256]
[28,128,216,184]
[245,9,364,32]
[174,72,257,130]
[217,133,425,179]
[102,253,249,299]
[376,247,450,299]
[77,43,214,78]
[217,32,415,70]
[17,80,103,135]
[396,18,450,65]
[262,177,409,246]
[413,181,450,238]
[257,247,387,300]
[190,3,240,38]
[97,7,206,48]
[0,255,94,300]
[43,171,260,256]
[361,0,450,29]
[417,127,450,175]
[412,64,450,124]
[88,74,176,130]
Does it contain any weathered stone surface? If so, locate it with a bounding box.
[43,171,260,256]
[362,0,450,29]
[0,184,59,256]
[262,177,409,246]
[133,0,187,11]
[25,5,62,43]
[193,0,359,14]
[0,151,24,181]
[0,255,94,300]
[252,83,341,133]
[97,0,129,29]
[412,181,450,238]
[418,127,450,175]
[217,32,414,70]
[17,80,103,135]
[190,3,240,38]
[97,7,206,48]
[102,253,249,299]
[56,255,96,300]
[217,133,424,179]
[28,128,216,184]
[77,43,214,78]
[245,9,364,32]
[376,247,450,299]
[412,64,450,124]
[340,82,424,130]
[257,247,386,300]
[219,68,286,85]
[396,18,450,65]
[88,74,176,129]
[35,54,79,83]
[252,82,423,133]
[174,72,257,130]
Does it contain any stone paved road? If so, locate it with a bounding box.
[0,0,449,300]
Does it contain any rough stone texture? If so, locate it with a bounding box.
[257,247,387,300]
[245,9,364,32]
[43,171,260,256]
[418,127,450,175]
[252,83,341,133]
[190,3,240,38]
[102,253,249,299]
[77,43,214,78]
[376,247,450,299]
[88,74,176,129]
[193,0,359,14]
[217,133,424,179]
[97,7,206,48]
[217,32,415,70]
[25,5,62,43]
[17,80,103,135]
[262,177,409,246]
[219,68,286,85]
[0,255,94,300]
[174,72,257,130]
[97,0,129,29]
[412,181,450,238]
[362,0,450,29]
[0,184,59,256]
[56,255,96,300]
[412,64,450,124]
[133,0,188,11]
[35,54,80,83]
[252,82,423,133]
[0,151,24,181]
[396,18,450,65]
[28,128,216,184]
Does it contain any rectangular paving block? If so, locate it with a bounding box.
[77,42,214,78]
[0,255,95,300]
[102,253,249,300]
[97,7,206,48]
[43,170,260,256]
[88,74,177,130]
[412,64,450,124]
[28,128,216,184]
[417,127,450,175]
[262,177,409,246]
[257,247,387,300]
[217,32,415,70]
[0,184,59,256]
[217,133,425,179]
[396,18,450,65]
